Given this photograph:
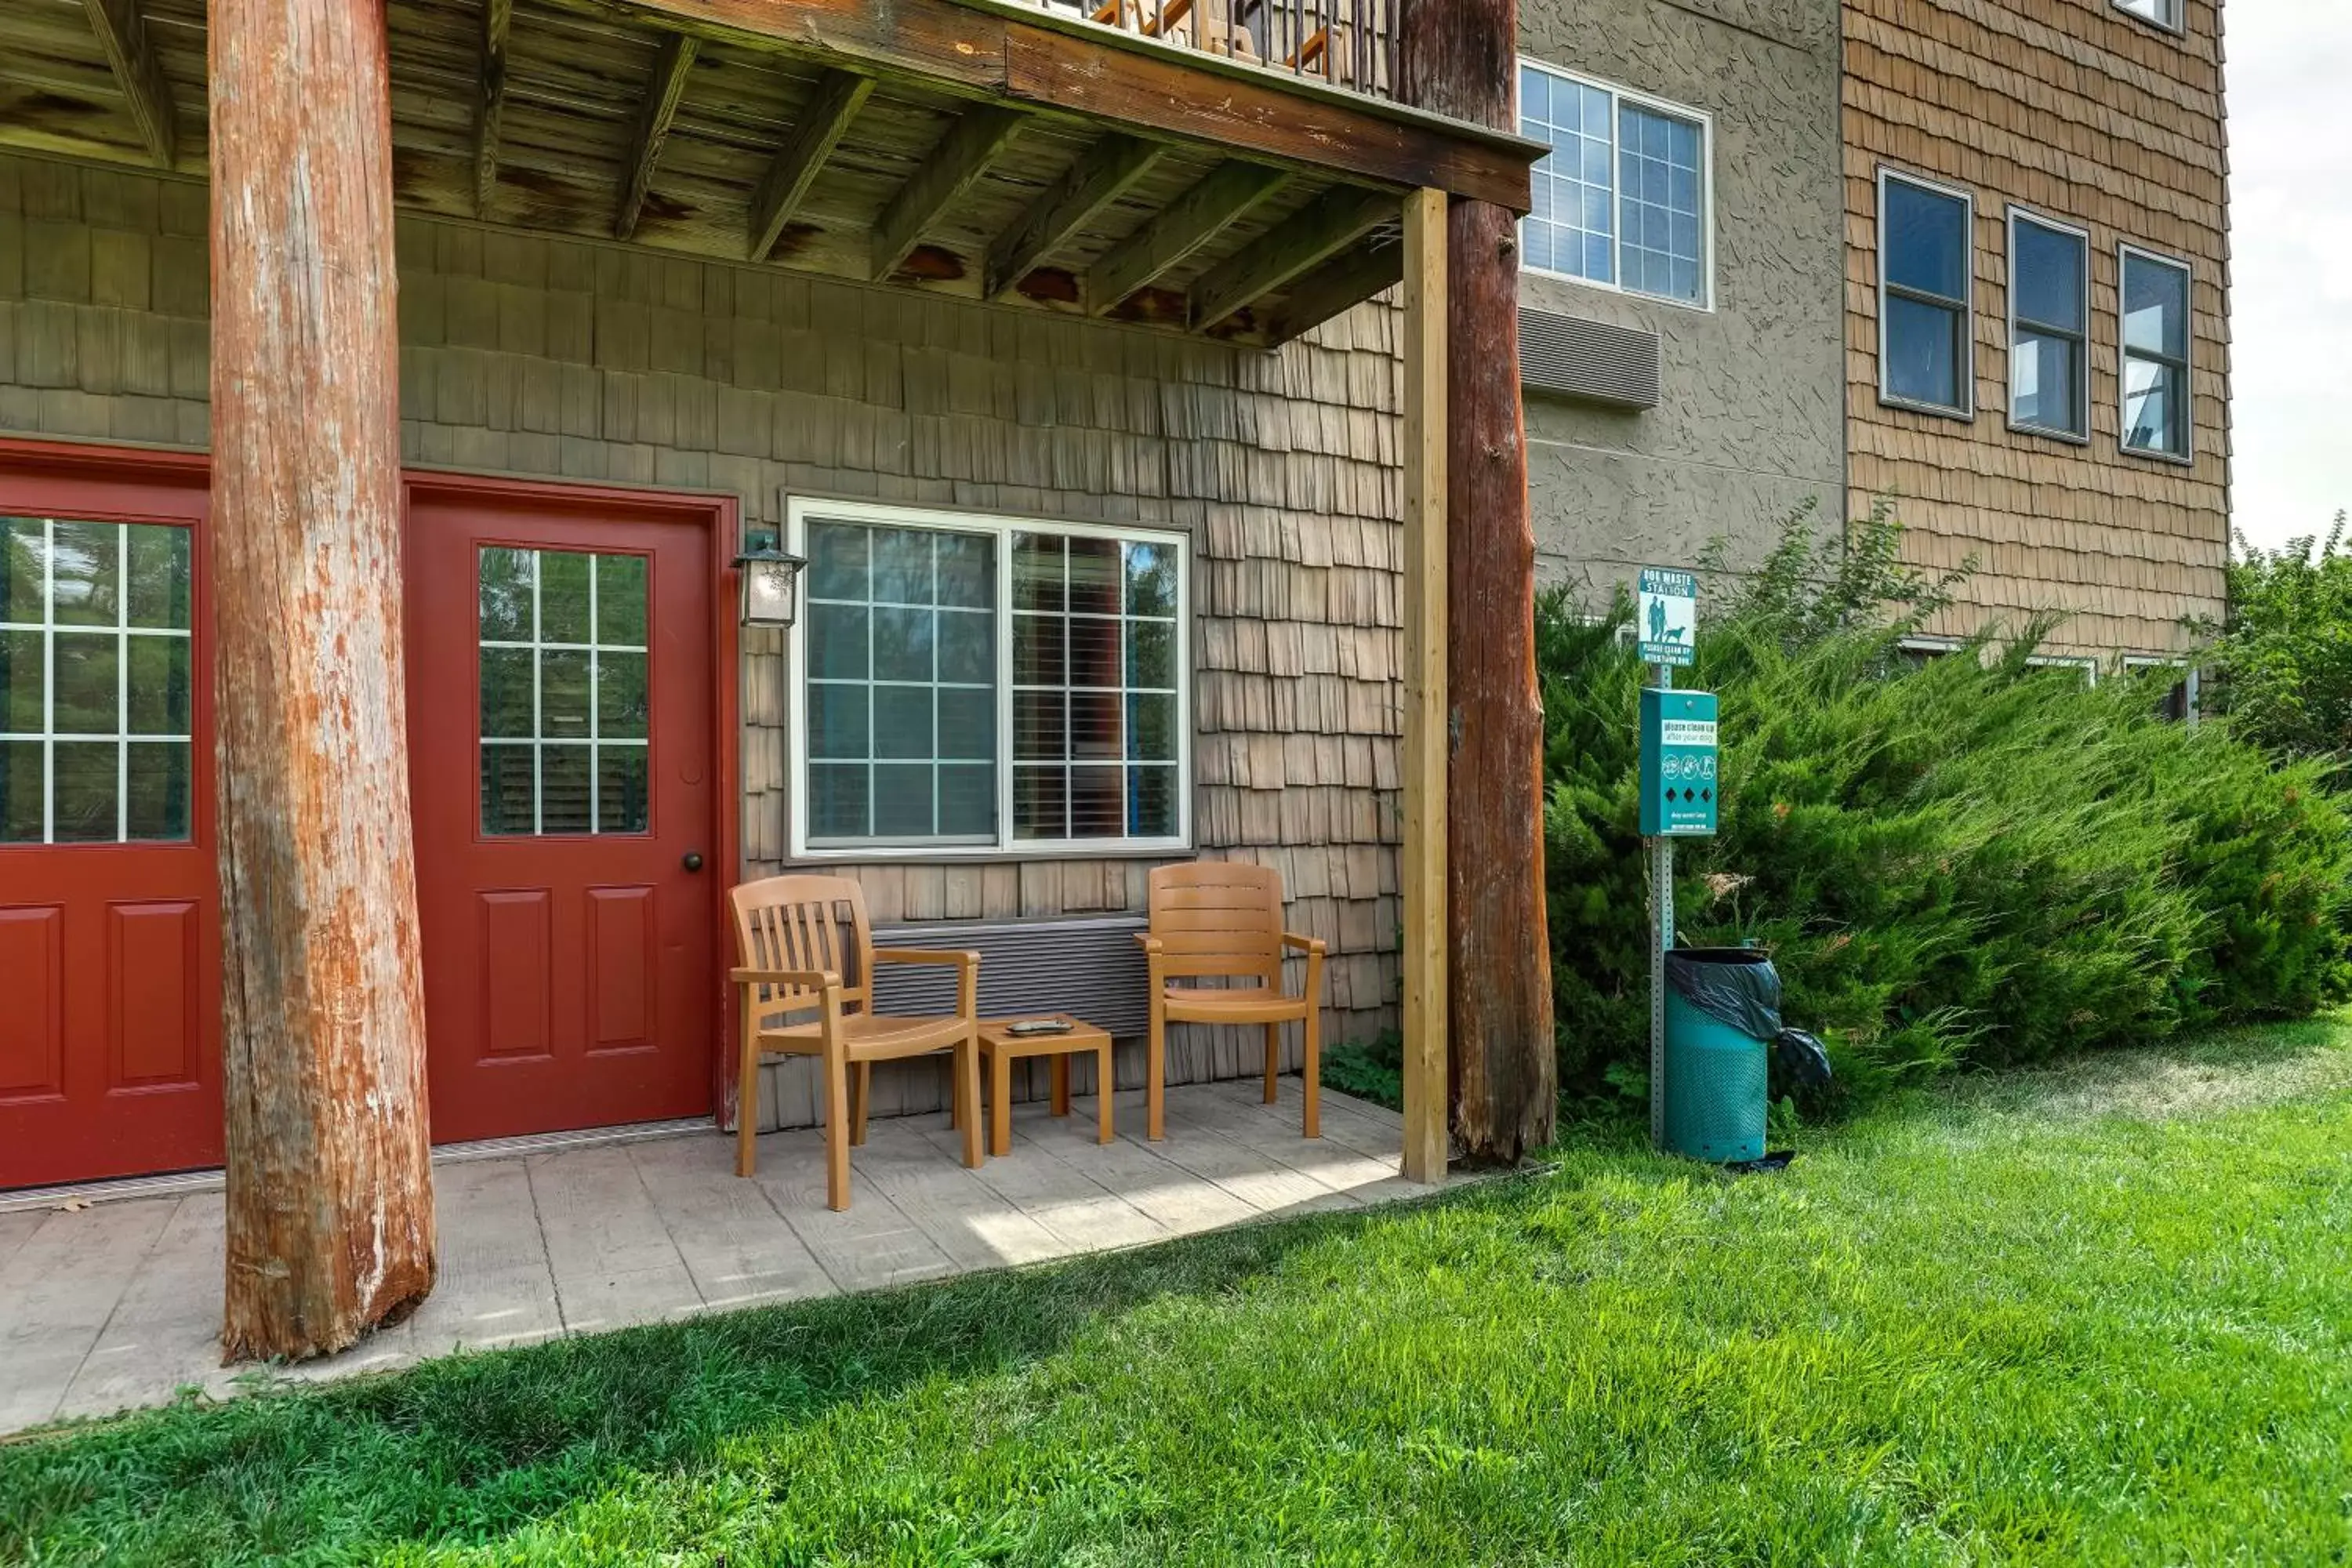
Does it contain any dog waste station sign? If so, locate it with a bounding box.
[1639,564,1717,1149]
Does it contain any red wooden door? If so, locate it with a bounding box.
[0,448,219,1189]
[405,484,718,1145]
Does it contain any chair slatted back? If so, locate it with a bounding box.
[730,874,876,1022]
[1147,861,1283,984]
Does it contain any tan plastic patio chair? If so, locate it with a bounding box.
[729,874,982,1209]
[1137,860,1327,1142]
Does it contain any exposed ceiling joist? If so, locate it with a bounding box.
[78,0,176,169]
[1189,184,1393,329]
[474,0,514,216]
[872,105,1026,281]
[1084,161,1289,314]
[614,33,700,240]
[1262,231,1402,346]
[984,133,1162,300]
[746,68,874,262]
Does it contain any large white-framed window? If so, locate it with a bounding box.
[2118,244,2194,463]
[2114,0,2183,35]
[1,516,194,844]
[2006,207,2090,442]
[786,496,1190,858]
[1878,169,1976,418]
[1517,60,1713,310]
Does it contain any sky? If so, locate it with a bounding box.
[2225,2,2350,552]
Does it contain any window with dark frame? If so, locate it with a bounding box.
[2120,247,2193,461]
[2008,211,2089,441]
[1879,172,1975,416]
[796,504,1188,855]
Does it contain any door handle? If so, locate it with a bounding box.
[681,852,705,873]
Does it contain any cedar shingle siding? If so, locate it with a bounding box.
[1844,0,2230,655]
[0,150,1406,1130]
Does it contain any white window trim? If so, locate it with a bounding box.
[2112,0,2185,38]
[784,495,1193,862]
[2004,205,2092,445]
[2117,241,2196,466]
[1876,167,1977,420]
[1515,58,1716,314]
[1896,634,1965,660]
[2123,654,2201,720]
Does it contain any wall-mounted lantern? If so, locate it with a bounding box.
[734,529,808,629]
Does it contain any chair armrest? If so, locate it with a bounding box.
[731,967,840,990]
[1279,932,1327,955]
[870,947,979,969]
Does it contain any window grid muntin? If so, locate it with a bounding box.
[477,547,650,838]
[788,501,1190,858]
[0,517,194,846]
[2006,207,2092,442]
[803,522,997,848]
[2118,244,2194,462]
[1009,535,1181,844]
[1516,60,1712,310]
[1877,169,1976,418]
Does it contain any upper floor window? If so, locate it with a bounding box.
[1518,62,1711,308]
[2119,245,2194,461]
[1,517,194,844]
[790,499,1189,857]
[2007,209,2090,441]
[1878,171,1974,417]
[2115,0,2183,32]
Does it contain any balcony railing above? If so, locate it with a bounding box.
[1036,0,1397,100]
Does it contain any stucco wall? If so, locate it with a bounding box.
[0,149,1406,1131]
[1515,0,1848,604]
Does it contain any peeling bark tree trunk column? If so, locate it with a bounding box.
[1398,3,1557,1162]
[209,0,437,1359]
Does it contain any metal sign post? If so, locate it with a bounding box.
[1636,568,1700,1151]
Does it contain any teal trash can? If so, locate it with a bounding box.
[1663,947,1775,1163]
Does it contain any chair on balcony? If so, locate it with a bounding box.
[728,874,983,1210]
[1137,861,1327,1142]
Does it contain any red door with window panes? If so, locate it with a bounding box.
[0,450,217,1189]
[404,483,719,1145]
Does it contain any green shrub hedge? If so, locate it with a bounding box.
[1542,510,2352,1109]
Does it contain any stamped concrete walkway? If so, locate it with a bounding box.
[0,1078,1414,1434]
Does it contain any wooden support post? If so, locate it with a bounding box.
[1400,0,1556,1163]
[209,0,436,1360]
[1399,185,1448,1185]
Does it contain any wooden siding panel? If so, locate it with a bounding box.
[1842,0,2228,656]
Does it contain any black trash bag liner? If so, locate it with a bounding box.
[1664,947,1781,1041]
[1771,1027,1834,1096]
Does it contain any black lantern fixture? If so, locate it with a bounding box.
[733,529,808,629]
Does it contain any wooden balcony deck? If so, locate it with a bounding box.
[0,1078,1424,1435]
[0,0,1539,346]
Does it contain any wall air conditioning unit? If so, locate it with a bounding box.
[1519,307,1661,409]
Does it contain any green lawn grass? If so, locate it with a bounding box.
[8,1022,2352,1566]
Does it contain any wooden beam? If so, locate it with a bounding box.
[613,33,700,240]
[79,0,176,168]
[553,0,1538,211]
[871,104,1025,281]
[746,69,873,261]
[1188,184,1393,329]
[210,0,437,1360]
[983,133,1162,300]
[474,0,514,216]
[1399,185,1448,1186]
[1086,162,1288,314]
[1262,232,1403,346]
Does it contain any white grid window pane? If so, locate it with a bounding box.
[0,517,193,845]
[803,520,997,848]
[1618,103,1704,303]
[1519,67,1615,285]
[477,546,652,837]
